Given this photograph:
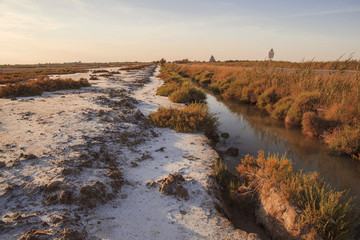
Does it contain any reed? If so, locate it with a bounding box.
[165,62,360,156]
[237,151,358,240]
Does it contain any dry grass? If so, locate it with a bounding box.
[157,64,206,104]
[0,68,87,84]
[166,62,360,156]
[0,78,90,98]
[120,63,153,70]
[236,151,358,240]
[188,59,360,71]
[149,103,216,133]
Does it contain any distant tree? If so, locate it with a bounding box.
[160,58,166,65]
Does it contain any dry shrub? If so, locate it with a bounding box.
[301,111,332,137]
[237,151,357,240]
[257,87,279,112]
[271,96,294,120]
[156,81,180,96]
[286,91,320,126]
[0,78,90,98]
[168,86,205,103]
[0,68,87,84]
[157,64,206,104]
[149,103,216,133]
[324,123,360,156]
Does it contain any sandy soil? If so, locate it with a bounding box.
[0,66,258,239]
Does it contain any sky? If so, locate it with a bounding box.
[1,0,360,64]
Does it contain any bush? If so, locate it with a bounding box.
[257,87,279,112]
[156,81,179,96]
[286,91,320,126]
[168,86,206,103]
[0,78,90,98]
[271,96,294,120]
[149,103,216,133]
[325,123,360,155]
[237,151,357,240]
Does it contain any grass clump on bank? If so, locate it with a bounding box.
[149,103,216,133]
[156,65,206,104]
[236,151,358,240]
[0,78,90,98]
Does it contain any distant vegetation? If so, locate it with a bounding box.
[120,63,154,70]
[0,69,87,84]
[0,78,90,98]
[196,59,360,71]
[163,62,360,156]
[149,103,216,133]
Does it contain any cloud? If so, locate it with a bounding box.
[294,8,360,17]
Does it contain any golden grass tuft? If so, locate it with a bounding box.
[237,151,358,240]
[149,103,216,133]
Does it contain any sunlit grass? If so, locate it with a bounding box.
[167,62,360,156]
[0,78,90,98]
[236,151,358,240]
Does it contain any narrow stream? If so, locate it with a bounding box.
[206,93,360,204]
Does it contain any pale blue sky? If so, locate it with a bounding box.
[1,0,359,64]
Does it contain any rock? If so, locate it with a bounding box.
[130,161,138,167]
[25,154,38,160]
[0,161,5,168]
[226,147,239,157]
[221,132,230,138]
[59,190,72,204]
[45,194,58,205]
[158,174,188,200]
[46,179,63,191]
[155,147,165,152]
[175,184,189,201]
[61,167,73,175]
[79,180,106,209]
[108,169,122,179]
[63,228,85,240]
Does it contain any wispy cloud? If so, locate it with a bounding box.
[294,8,360,17]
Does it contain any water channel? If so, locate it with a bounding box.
[206,93,360,204]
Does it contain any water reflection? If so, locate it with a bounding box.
[206,93,360,204]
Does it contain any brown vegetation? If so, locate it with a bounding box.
[0,78,90,98]
[149,103,216,133]
[120,63,153,70]
[164,62,360,156]
[212,152,357,239]
[156,65,206,104]
[0,68,87,84]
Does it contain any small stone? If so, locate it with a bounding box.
[63,228,85,240]
[221,132,230,138]
[46,179,63,191]
[225,147,239,157]
[59,190,72,204]
[0,161,5,168]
